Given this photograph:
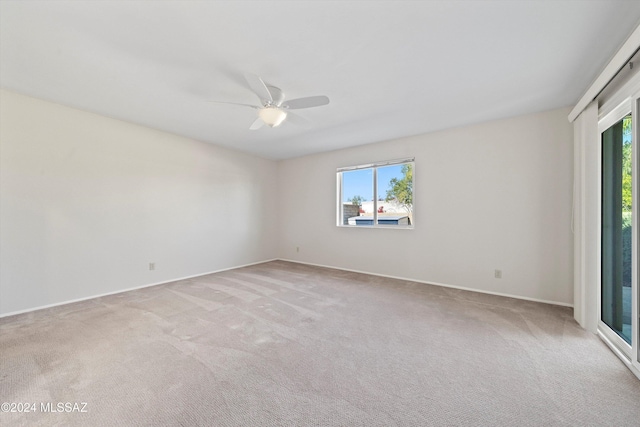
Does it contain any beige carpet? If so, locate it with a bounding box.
[1,260,639,426]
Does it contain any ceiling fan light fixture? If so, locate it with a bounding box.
[259,107,287,127]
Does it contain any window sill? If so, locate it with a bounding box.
[337,225,414,230]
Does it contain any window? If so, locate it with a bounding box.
[601,112,633,345]
[337,158,414,227]
[597,91,639,368]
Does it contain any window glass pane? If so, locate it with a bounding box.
[338,160,414,228]
[601,113,632,345]
[341,169,373,225]
[377,163,413,226]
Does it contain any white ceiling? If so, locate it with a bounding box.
[2,1,640,160]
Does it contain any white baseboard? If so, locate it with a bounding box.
[277,258,574,308]
[1,257,572,319]
[0,258,278,319]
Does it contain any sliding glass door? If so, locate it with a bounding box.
[599,94,639,372]
[601,113,633,347]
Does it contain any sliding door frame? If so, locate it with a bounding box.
[598,84,640,376]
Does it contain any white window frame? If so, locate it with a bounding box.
[336,157,414,229]
[597,82,640,377]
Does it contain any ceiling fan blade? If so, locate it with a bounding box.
[245,73,273,104]
[249,117,264,130]
[282,95,330,110]
[285,111,311,127]
[206,100,259,109]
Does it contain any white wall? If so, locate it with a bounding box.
[278,108,574,305]
[0,90,278,316]
[0,91,574,315]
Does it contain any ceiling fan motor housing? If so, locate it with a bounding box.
[265,85,285,106]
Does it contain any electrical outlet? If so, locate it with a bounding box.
[494,269,502,279]
[149,262,155,271]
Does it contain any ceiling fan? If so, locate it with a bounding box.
[211,74,330,130]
